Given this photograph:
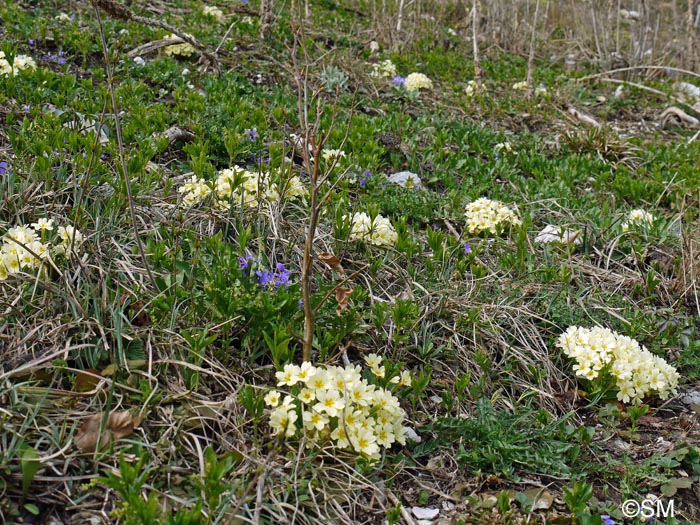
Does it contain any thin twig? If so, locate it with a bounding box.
[92,1,156,289]
[313,264,369,316]
[576,65,700,81]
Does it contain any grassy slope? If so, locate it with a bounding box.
[1,1,700,524]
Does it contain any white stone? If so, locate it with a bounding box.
[534,224,581,245]
[412,507,439,520]
[388,171,422,189]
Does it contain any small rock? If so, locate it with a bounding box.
[388,171,422,189]
[133,56,145,66]
[403,426,421,443]
[412,507,439,520]
[534,224,581,245]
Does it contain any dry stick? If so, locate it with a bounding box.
[589,0,602,65]
[395,0,406,48]
[615,0,622,56]
[577,64,700,81]
[471,0,482,87]
[525,0,541,91]
[689,0,697,70]
[260,0,274,39]
[93,0,220,72]
[290,21,323,364]
[92,2,156,289]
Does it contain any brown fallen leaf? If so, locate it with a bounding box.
[74,369,102,392]
[318,252,346,277]
[336,287,353,316]
[74,411,141,452]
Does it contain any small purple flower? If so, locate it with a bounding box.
[600,515,615,525]
[28,39,35,45]
[393,75,406,87]
[239,254,255,270]
[464,242,471,255]
[360,169,371,186]
[298,299,304,308]
[273,263,291,288]
[0,161,8,175]
[22,104,30,112]
[256,270,274,287]
[241,0,249,3]
[432,223,440,230]
[245,127,258,141]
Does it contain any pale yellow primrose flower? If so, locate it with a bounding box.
[465,198,521,236]
[264,390,281,407]
[621,208,655,232]
[370,59,397,79]
[202,5,224,22]
[404,72,433,92]
[164,34,196,57]
[276,364,301,387]
[345,212,398,247]
[322,149,346,162]
[557,326,679,404]
[32,218,55,232]
[268,361,410,460]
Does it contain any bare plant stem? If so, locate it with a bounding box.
[526,0,541,91]
[92,1,156,289]
[289,15,323,363]
[260,0,275,39]
[689,0,697,70]
[471,0,482,87]
[396,0,406,48]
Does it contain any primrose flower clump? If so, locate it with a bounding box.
[557,326,680,404]
[0,51,37,76]
[404,72,433,93]
[464,198,521,235]
[214,166,279,209]
[0,219,84,280]
[178,166,305,209]
[267,356,411,460]
[202,5,224,22]
[321,149,346,163]
[178,175,211,207]
[345,212,398,247]
[164,34,196,57]
[370,59,397,79]
[621,209,655,232]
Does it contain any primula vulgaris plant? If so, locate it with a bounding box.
[621,208,655,232]
[464,198,521,236]
[178,165,306,209]
[1,219,84,280]
[556,326,680,404]
[344,212,398,247]
[0,51,37,76]
[266,354,411,460]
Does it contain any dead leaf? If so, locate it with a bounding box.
[74,369,102,392]
[336,287,353,316]
[318,252,346,276]
[523,488,555,510]
[74,411,140,452]
[101,360,147,377]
